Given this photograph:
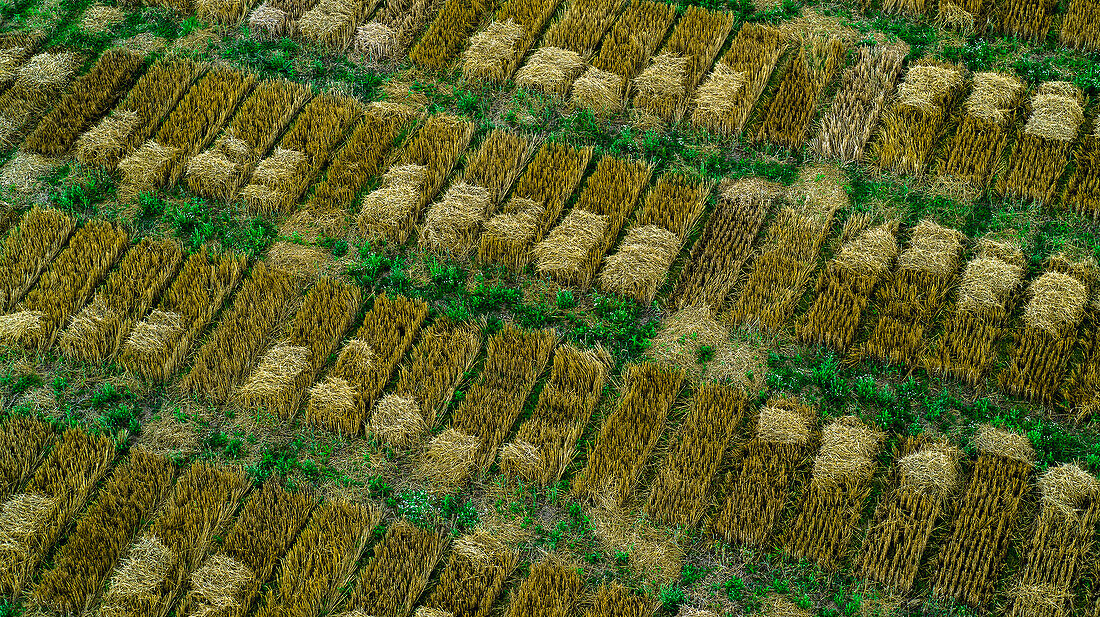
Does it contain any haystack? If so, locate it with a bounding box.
[898,442,961,497]
[188,554,254,611]
[757,401,813,445]
[0,150,58,192]
[186,142,243,197]
[936,2,975,31]
[75,110,142,168]
[235,343,311,402]
[462,20,524,82]
[104,535,174,599]
[895,65,964,114]
[417,428,480,488]
[957,254,1023,314]
[498,439,541,481]
[533,208,607,277]
[1024,81,1084,142]
[117,140,179,195]
[16,51,77,89]
[812,416,882,485]
[832,222,899,277]
[692,62,747,130]
[0,493,56,550]
[965,72,1024,124]
[299,0,366,50]
[308,377,358,431]
[419,182,490,255]
[358,164,426,240]
[1038,463,1099,517]
[648,304,728,368]
[241,148,305,213]
[599,225,680,302]
[571,66,623,114]
[514,47,584,97]
[248,3,292,39]
[125,310,184,357]
[897,220,965,277]
[973,424,1035,464]
[353,21,398,61]
[266,240,325,281]
[634,52,688,101]
[1023,271,1087,335]
[80,4,125,33]
[370,393,425,449]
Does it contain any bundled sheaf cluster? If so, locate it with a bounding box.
[0,207,74,311]
[814,44,906,162]
[0,51,79,150]
[0,429,115,598]
[426,529,519,617]
[237,278,361,419]
[691,23,784,137]
[572,0,675,114]
[759,35,846,149]
[864,220,965,367]
[645,383,743,528]
[861,439,962,592]
[353,0,439,62]
[176,481,315,617]
[939,72,1025,185]
[23,48,145,156]
[926,239,1025,383]
[731,166,845,332]
[534,155,651,287]
[875,61,965,176]
[461,0,562,83]
[75,56,203,169]
[478,142,592,269]
[632,6,735,124]
[308,294,428,436]
[184,262,300,401]
[299,0,378,50]
[573,362,684,505]
[932,426,1034,607]
[674,178,778,309]
[798,220,899,351]
[503,557,584,617]
[514,0,623,96]
[0,416,53,497]
[711,397,817,547]
[500,344,611,485]
[1061,0,1100,50]
[600,173,710,303]
[241,94,363,214]
[999,82,1085,204]
[254,501,381,617]
[409,0,493,69]
[1064,117,1100,218]
[996,0,1057,40]
[359,113,474,243]
[0,32,45,90]
[31,449,174,615]
[345,520,447,617]
[1064,290,1100,415]
[121,250,246,382]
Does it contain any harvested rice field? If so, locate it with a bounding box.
[1,0,1100,614]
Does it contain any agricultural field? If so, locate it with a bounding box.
[1,0,1100,612]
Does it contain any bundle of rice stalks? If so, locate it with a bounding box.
[183,262,299,401]
[409,0,493,70]
[711,397,817,547]
[514,46,584,98]
[254,501,381,617]
[0,150,59,192]
[59,238,183,365]
[585,583,656,617]
[996,0,1058,40]
[187,78,311,201]
[863,220,965,367]
[197,0,263,25]
[0,32,45,91]
[691,23,785,137]
[75,56,203,169]
[425,528,521,617]
[573,362,684,505]
[600,173,710,302]
[938,72,1025,185]
[874,61,966,176]
[932,425,1034,607]
[0,51,79,150]
[502,556,584,617]
[238,278,361,419]
[353,0,439,62]
[632,5,735,124]
[0,416,53,497]
[358,113,475,243]
[248,3,293,38]
[813,44,907,162]
[344,520,447,616]
[31,449,173,615]
[308,293,428,435]
[462,0,563,83]
[730,165,846,332]
[645,383,743,529]
[1064,117,1100,218]
[420,182,492,255]
[785,416,883,568]
[461,128,534,207]
[266,0,321,17]
[1061,0,1100,50]
[1006,464,1099,617]
[500,344,611,485]
[535,155,651,287]
[673,177,777,308]
[100,463,251,617]
[479,142,592,269]
[241,93,363,214]
[999,82,1085,204]
[999,263,1090,403]
[0,207,75,311]
[925,239,1025,383]
[299,0,378,50]
[758,34,846,149]
[798,221,899,350]
[882,0,931,15]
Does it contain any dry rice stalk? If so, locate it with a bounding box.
[1060,0,1100,50]
[420,182,491,256]
[417,428,480,489]
[813,44,907,162]
[810,415,883,486]
[235,343,311,405]
[370,394,426,449]
[462,19,525,83]
[299,0,377,50]
[353,22,398,61]
[973,424,1036,464]
[571,66,624,115]
[248,3,293,38]
[999,82,1084,204]
[534,209,609,280]
[514,47,584,98]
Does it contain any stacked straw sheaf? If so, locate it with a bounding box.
[860,439,962,592]
[785,416,883,568]
[502,557,584,617]
[0,207,75,311]
[691,23,785,138]
[673,178,779,309]
[98,463,250,617]
[932,425,1035,607]
[344,519,447,617]
[499,344,611,485]
[996,0,1058,40]
[798,220,899,351]
[730,166,846,332]
[308,293,429,436]
[358,113,475,243]
[1063,116,1100,218]
[864,220,965,367]
[426,529,520,617]
[241,94,363,215]
[420,325,555,488]
[572,0,675,114]
[176,481,316,617]
[939,72,1025,185]
[478,142,592,269]
[572,362,685,506]
[254,501,381,617]
[875,61,966,176]
[759,34,847,149]
[1060,0,1100,50]
[645,383,744,529]
[237,277,362,419]
[925,239,1025,383]
[882,0,932,16]
[0,51,79,150]
[632,6,735,124]
[299,0,379,50]
[352,0,439,62]
[75,56,204,170]
[586,583,656,617]
[60,238,184,365]
[813,44,907,162]
[0,32,45,92]
[186,78,311,201]
[461,0,562,83]
[999,82,1085,204]
[409,0,493,70]
[31,449,174,615]
[0,416,53,497]
[121,250,246,382]
[513,0,624,96]
[534,155,651,287]
[600,173,710,303]
[0,429,114,599]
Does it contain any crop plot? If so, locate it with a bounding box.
[1061,0,1100,50]
[461,0,563,83]
[997,0,1057,40]
[938,72,1025,185]
[1064,117,1100,218]
[0,207,75,311]
[758,34,846,149]
[426,529,521,617]
[875,61,965,176]
[353,0,439,62]
[0,32,45,94]
[345,519,447,617]
[0,416,53,498]
[196,0,262,24]
[813,44,906,162]
[691,23,784,137]
[502,556,584,617]
[409,0,494,70]
[999,82,1085,205]
[298,0,379,51]
[513,0,622,96]
[0,51,79,149]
